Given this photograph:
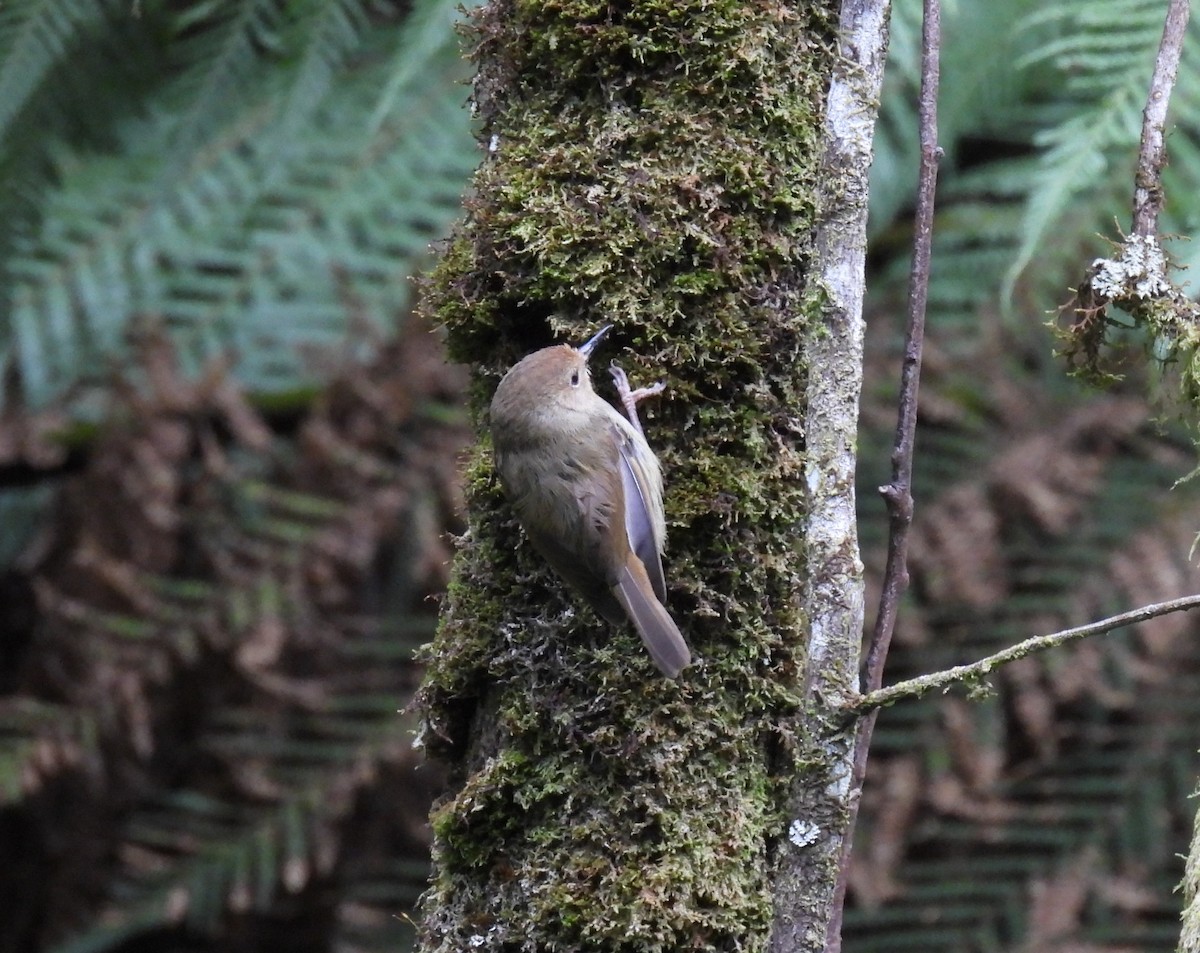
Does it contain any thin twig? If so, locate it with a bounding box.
[862,0,941,704]
[824,0,942,949]
[1132,0,1191,238]
[853,593,1200,712]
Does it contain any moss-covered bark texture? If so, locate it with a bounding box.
[416,1,836,950]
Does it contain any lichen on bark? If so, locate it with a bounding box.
[414,0,838,950]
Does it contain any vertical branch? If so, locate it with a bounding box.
[1057,0,1193,386]
[769,0,889,948]
[866,0,941,695]
[1131,0,1190,238]
[1182,773,1200,953]
[1141,14,1198,953]
[824,0,942,947]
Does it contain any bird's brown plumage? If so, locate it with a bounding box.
[489,336,690,678]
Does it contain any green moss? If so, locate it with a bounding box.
[416,0,837,949]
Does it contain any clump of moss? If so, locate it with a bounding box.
[416,0,837,948]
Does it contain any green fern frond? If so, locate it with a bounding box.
[1017,0,1167,79]
[870,0,1042,235]
[270,0,371,154]
[1003,0,1200,299]
[158,0,293,185]
[872,0,1200,333]
[0,0,113,143]
[0,0,478,413]
[1004,94,1144,301]
[369,0,475,134]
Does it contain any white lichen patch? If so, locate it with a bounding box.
[1090,234,1171,300]
[788,818,820,847]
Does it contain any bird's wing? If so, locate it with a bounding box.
[615,426,668,604]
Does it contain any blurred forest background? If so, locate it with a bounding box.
[2,0,1200,951]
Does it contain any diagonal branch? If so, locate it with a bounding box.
[854,593,1200,712]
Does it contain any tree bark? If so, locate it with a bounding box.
[771,0,890,949]
[414,1,885,950]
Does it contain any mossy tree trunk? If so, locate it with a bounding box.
[415,0,885,950]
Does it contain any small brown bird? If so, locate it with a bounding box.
[489,326,691,678]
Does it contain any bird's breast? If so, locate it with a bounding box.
[494,414,626,574]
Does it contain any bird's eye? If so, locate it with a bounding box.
[570,370,581,387]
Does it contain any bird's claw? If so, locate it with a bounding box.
[609,362,665,438]
[609,363,665,403]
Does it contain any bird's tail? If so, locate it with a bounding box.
[612,560,691,678]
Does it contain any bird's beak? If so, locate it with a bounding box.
[577,324,612,360]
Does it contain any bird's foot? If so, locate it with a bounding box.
[609,363,665,438]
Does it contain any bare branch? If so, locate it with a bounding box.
[1132,0,1191,238]
[853,594,1200,712]
[861,0,941,708]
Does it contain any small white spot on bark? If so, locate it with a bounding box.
[789,818,820,847]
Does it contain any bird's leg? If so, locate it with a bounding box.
[609,363,665,439]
